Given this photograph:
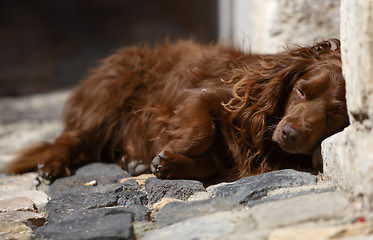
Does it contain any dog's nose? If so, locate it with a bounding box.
[281,124,301,144]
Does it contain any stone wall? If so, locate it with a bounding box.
[219,0,340,53]
[322,0,373,211]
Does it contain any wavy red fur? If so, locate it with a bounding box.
[4,39,349,182]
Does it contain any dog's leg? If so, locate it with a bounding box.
[151,96,219,180]
[37,130,85,179]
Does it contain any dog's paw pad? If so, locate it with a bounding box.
[134,164,148,175]
[127,160,149,175]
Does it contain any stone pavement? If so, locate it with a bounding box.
[1,165,372,240]
[1,91,373,240]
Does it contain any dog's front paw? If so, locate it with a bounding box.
[151,151,177,179]
[37,160,71,180]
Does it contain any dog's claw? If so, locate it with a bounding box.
[37,163,51,180]
[158,151,166,159]
[41,171,52,181]
[152,156,160,166]
[152,152,167,176]
[151,164,156,173]
[152,156,162,173]
[156,165,162,172]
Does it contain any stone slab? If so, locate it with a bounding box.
[36,207,134,240]
[250,191,353,229]
[156,197,241,227]
[322,122,373,210]
[48,175,140,197]
[47,190,148,224]
[0,210,45,225]
[0,221,33,240]
[0,190,49,210]
[143,215,234,240]
[209,169,317,205]
[0,172,38,192]
[74,162,130,178]
[145,177,206,204]
[0,197,35,212]
[268,222,373,240]
[322,0,373,212]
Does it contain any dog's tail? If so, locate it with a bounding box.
[3,142,53,174]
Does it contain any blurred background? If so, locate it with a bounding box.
[0,0,217,97]
[0,0,340,97]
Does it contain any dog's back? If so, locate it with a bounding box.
[5,41,245,179]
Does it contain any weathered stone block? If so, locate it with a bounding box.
[0,221,33,240]
[48,171,132,197]
[322,0,373,211]
[209,169,317,206]
[340,0,373,120]
[0,190,49,210]
[156,198,240,227]
[250,192,353,229]
[322,122,373,208]
[0,210,46,225]
[268,222,373,240]
[145,178,206,204]
[36,208,134,240]
[143,215,234,240]
[0,197,35,212]
[75,162,130,178]
[47,189,148,223]
[0,172,38,192]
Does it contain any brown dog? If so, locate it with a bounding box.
[5,39,349,182]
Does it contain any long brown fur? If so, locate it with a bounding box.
[4,39,349,182]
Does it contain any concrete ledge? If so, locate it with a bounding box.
[322,120,373,210]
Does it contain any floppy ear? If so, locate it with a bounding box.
[288,39,341,60]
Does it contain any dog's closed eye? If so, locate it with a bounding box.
[295,88,306,99]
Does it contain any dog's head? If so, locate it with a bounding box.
[272,61,349,154]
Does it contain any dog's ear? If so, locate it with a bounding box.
[221,51,317,177]
[288,39,341,60]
